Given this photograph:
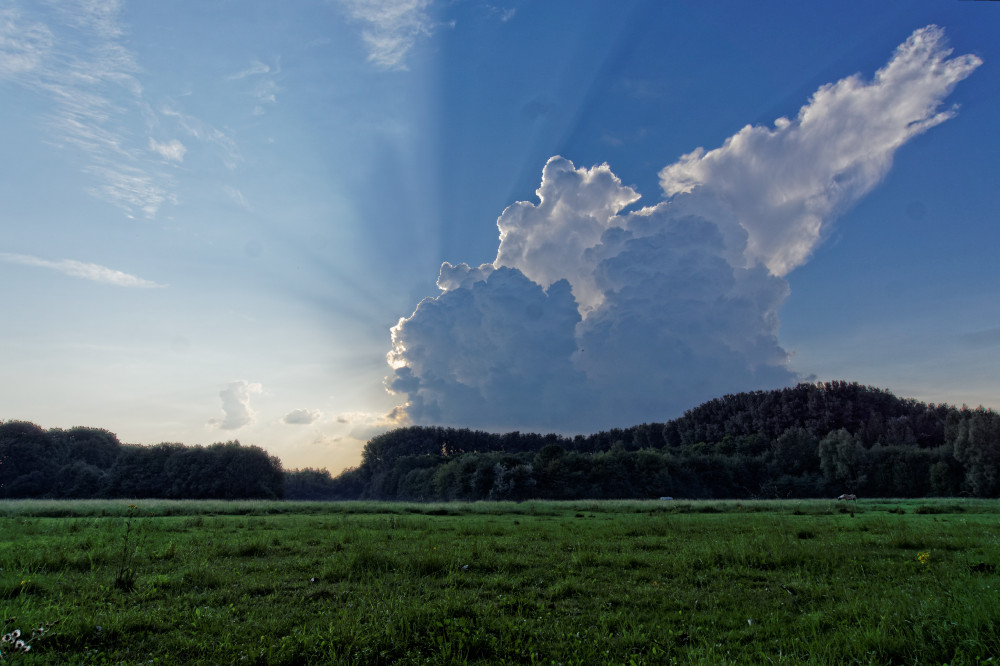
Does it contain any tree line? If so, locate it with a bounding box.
[4,382,998,501]
[0,421,284,499]
[306,382,1000,501]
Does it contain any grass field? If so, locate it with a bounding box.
[1,498,998,664]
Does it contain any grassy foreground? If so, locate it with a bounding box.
[0,499,998,665]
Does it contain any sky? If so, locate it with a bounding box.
[2,1,999,473]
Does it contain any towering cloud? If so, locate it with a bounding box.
[213,381,262,431]
[388,26,980,432]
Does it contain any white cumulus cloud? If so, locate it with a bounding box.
[213,380,262,431]
[387,26,980,432]
[495,157,641,315]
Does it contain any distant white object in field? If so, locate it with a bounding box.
[659,497,674,501]
[837,494,858,502]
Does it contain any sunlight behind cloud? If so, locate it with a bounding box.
[387,25,982,433]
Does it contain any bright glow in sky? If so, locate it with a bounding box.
[2,1,998,473]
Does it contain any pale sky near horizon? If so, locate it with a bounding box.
[2,1,998,473]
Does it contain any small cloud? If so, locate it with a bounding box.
[601,133,624,147]
[85,163,173,219]
[486,5,515,22]
[228,60,280,113]
[149,138,187,163]
[161,107,242,170]
[283,408,322,425]
[337,0,434,70]
[335,408,409,440]
[0,252,166,288]
[225,186,250,210]
[213,380,262,430]
[228,60,270,80]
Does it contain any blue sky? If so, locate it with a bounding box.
[2,1,998,472]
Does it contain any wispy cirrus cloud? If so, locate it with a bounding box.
[337,0,435,70]
[228,59,279,116]
[0,7,52,75]
[228,60,271,80]
[161,107,242,170]
[0,252,166,288]
[0,1,174,217]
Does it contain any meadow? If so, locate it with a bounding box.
[0,499,998,665]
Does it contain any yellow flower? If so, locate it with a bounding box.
[917,551,931,566]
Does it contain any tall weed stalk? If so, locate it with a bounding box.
[113,504,144,592]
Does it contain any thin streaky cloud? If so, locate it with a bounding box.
[0,7,53,76]
[337,0,434,70]
[161,107,242,170]
[0,252,166,288]
[228,60,270,80]
[225,186,250,210]
[1,1,243,217]
[228,59,280,113]
[85,163,174,218]
[0,1,168,217]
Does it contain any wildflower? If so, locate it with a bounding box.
[918,551,931,566]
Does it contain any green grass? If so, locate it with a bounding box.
[0,499,998,664]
